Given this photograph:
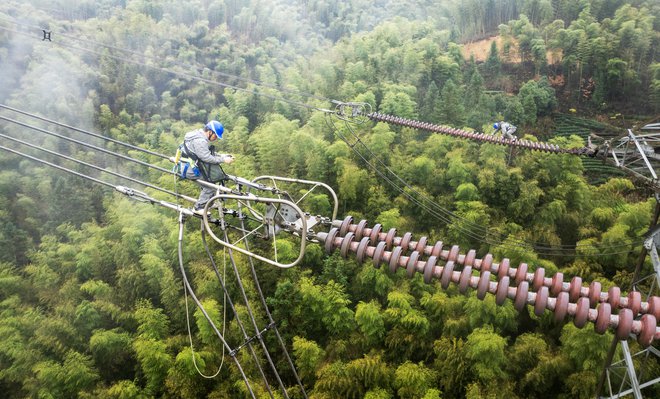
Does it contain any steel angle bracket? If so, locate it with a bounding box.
[201,194,308,269]
[610,129,660,189]
[251,175,339,221]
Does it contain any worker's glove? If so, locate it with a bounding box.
[224,155,235,164]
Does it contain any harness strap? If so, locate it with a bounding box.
[180,141,209,180]
[178,139,227,183]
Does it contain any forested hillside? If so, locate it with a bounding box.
[0,0,659,398]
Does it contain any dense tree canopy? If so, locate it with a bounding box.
[0,0,658,398]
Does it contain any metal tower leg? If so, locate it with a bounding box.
[597,201,660,398]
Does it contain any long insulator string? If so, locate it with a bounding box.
[366,111,587,155]
[318,227,660,347]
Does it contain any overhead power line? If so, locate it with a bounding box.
[0,13,646,259]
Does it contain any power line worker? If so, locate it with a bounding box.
[176,120,235,212]
[493,121,517,141]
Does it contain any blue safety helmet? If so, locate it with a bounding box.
[205,120,224,138]
[493,122,500,130]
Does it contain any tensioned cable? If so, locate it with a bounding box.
[332,116,644,257]
[0,11,332,105]
[327,115,525,252]
[3,17,569,255]
[3,68,640,258]
[235,202,309,398]
[199,223,282,399]
[216,225,291,398]
[1,139,262,396]
[0,145,115,188]
[176,212,256,399]
[329,114,645,255]
[0,131,190,202]
[1,15,644,256]
[66,29,328,105]
[326,114,506,249]
[331,115,575,251]
[0,104,170,159]
[327,114,644,257]
[0,116,175,175]
[0,23,329,114]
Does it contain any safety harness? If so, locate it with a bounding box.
[174,140,227,183]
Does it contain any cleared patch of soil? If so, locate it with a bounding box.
[462,36,561,64]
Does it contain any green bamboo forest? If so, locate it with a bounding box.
[1,0,659,398]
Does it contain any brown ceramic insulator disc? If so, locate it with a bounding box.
[496,256,507,280]
[325,228,339,254]
[415,236,428,253]
[448,245,460,261]
[369,223,382,243]
[464,249,476,267]
[441,261,454,289]
[424,256,437,284]
[340,232,355,258]
[550,272,563,296]
[532,268,545,291]
[608,286,621,309]
[339,216,353,236]
[594,303,611,334]
[406,251,420,278]
[355,237,370,264]
[515,263,528,285]
[534,286,549,317]
[496,276,510,305]
[647,296,660,319]
[637,314,657,347]
[477,271,490,300]
[588,281,601,307]
[514,281,529,312]
[372,241,386,268]
[354,219,368,240]
[388,246,402,274]
[430,241,443,257]
[400,232,413,251]
[574,297,590,328]
[554,292,569,322]
[616,308,633,340]
[627,291,641,316]
[459,266,472,293]
[385,228,397,250]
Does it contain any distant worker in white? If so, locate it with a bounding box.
[176,120,235,212]
[493,121,517,141]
